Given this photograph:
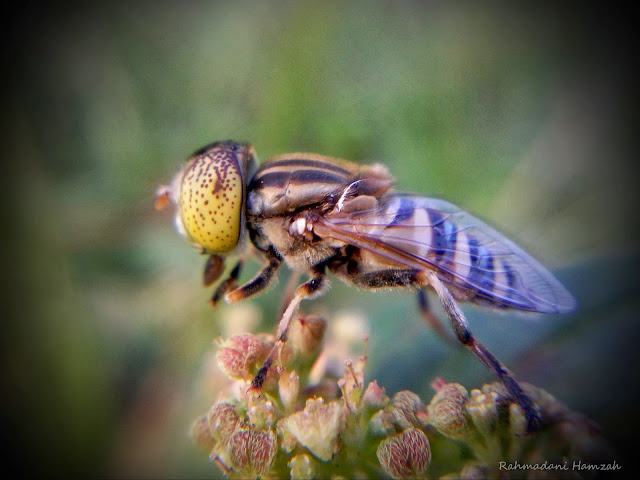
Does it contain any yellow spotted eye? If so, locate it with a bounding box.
[178,149,244,253]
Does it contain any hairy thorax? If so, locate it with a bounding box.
[248,214,340,272]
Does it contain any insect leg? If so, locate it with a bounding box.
[225,248,282,304]
[422,270,541,434]
[278,271,301,318]
[209,259,244,306]
[250,266,328,392]
[416,289,457,347]
[345,267,420,289]
[203,254,226,286]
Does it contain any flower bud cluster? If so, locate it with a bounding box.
[426,379,615,478]
[190,313,613,479]
[191,402,275,477]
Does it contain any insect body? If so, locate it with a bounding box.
[156,140,576,433]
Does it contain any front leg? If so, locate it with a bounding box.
[224,248,282,304]
[209,259,243,306]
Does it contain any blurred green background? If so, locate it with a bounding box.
[3,2,638,477]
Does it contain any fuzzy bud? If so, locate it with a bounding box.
[247,398,276,430]
[369,410,394,437]
[428,382,475,440]
[216,334,266,381]
[279,370,300,412]
[362,380,389,411]
[289,314,327,358]
[227,428,278,477]
[385,391,428,430]
[289,453,316,480]
[377,428,431,479]
[207,402,241,445]
[190,414,217,452]
[467,388,499,438]
[280,397,344,461]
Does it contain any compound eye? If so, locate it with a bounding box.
[178,147,245,253]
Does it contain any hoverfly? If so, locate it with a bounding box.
[155,140,576,433]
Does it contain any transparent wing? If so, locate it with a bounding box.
[317,194,576,314]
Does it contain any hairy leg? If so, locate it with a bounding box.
[348,266,542,432]
[209,259,244,306]
[416,289,457,347]
[250,266,329,391]
[422,270,541,433]
[224,248,282,304]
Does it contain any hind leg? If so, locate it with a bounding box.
[346,267,540,433]
[420,270,541,433]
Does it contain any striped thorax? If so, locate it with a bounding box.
[246,153,392,217]
[245,153,393,271]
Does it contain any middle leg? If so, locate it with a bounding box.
[224,247,282,304]
[250,265,329,391]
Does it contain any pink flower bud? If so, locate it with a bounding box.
[289,314,327,357]
[377,428,431,479]
[279,370,300,412]
[216,334,265,380]
[190,415,216,452]
[427,382,474,440]
[208,402,241,445]
[385,391,427,430]
[362,380,389,410]
[289,453,316,479]
[228,428,278,477]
